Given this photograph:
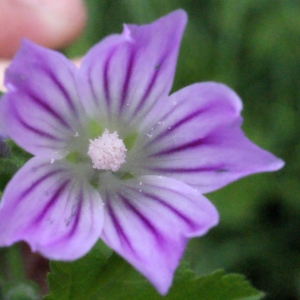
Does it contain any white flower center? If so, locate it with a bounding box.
[87,129,127,172]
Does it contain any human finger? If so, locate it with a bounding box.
[0,0,86,58]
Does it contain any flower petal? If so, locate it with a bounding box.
[100,175,218,294]
[0,40,85,158]
[0,157,103,260]
[78,10,187,128]
[138,82,284,193]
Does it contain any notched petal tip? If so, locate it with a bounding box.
[121,25,134,42]
[125,8,188,38]
[120,9,187,45]
[79,9,188,125]
[19,38,36,49]
[5,38,45,79]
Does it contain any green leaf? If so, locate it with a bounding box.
[45,242,263,300]
[44,241,113,300]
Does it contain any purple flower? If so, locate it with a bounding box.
[0,10,283,294]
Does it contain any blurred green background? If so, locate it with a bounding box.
[1,0,299,299]
[67,0,298,299]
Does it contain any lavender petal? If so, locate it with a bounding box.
[100,175,218,294]
[140,82,284,193]
[0,40,86,158]
[0,157,103,260]
[78,10,187,127]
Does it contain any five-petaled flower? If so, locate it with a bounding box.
[0,10,283,294]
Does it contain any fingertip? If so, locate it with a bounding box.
[0,60,10,92]
[0,0,87,58]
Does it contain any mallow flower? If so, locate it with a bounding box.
[0,10,283,294]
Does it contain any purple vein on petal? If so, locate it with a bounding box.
[119,49,135,114]
[19,168,66,200]
[118,194,163,246]
[26,90,72,130]
[103,47,120,109]
[33,144,66,151]
[104,192,136,255]
[42,65,79,118]
[146,191,197,231]
[147,107,208,147]
[87,65,99,110]
[66,188,83,238]
[132,56,167,117]
[127,187,197,231]
[150,136,207,156]
[24,56,79,118]
[13,105,64,142]
[30,179,71,227]
[147,165,226,174]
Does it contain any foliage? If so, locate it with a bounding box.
[45,242,263,300]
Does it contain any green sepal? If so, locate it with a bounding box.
[123,132,137,150]
[120,172,134,180]
[88,119,103,140]
[65,151,82,164]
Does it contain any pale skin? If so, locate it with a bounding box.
[0,0,86,91]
